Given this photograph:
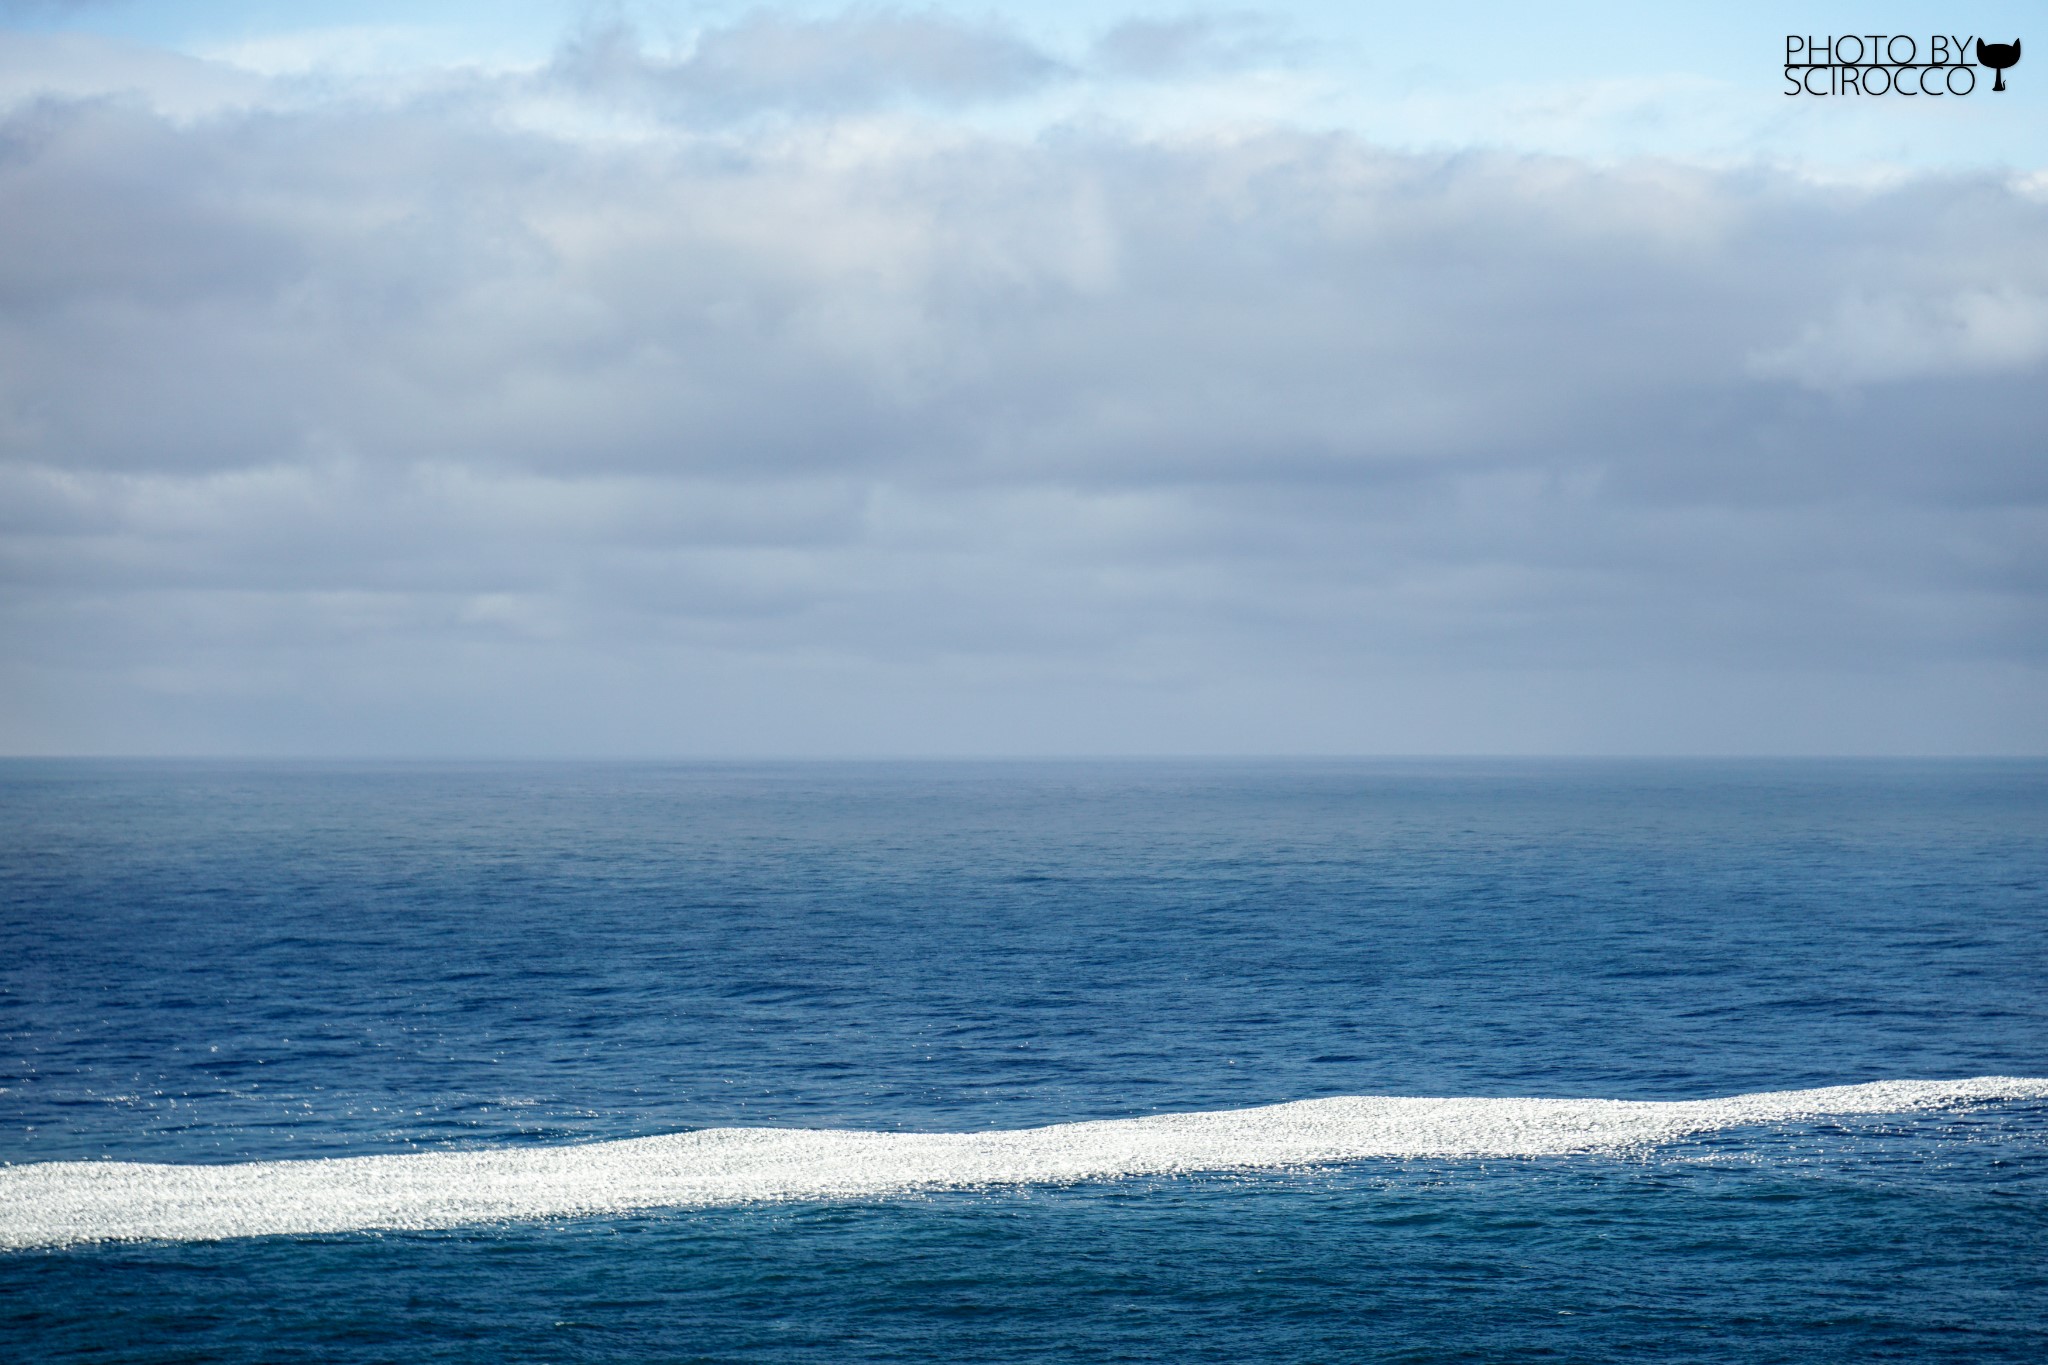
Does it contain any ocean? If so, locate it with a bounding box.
[3,759,2045,1360]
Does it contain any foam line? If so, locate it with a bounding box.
[5,1077,2045,1249]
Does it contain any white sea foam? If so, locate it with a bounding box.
[5,1077,2045,1249]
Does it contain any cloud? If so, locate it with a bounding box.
[1091,15,1281,78]
[0,1,127,15]
[1748,287,2048,389]
[551,12,1067,118]
[0,30,265,120]
[0,40,2043,754]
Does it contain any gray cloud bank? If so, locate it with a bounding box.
[1,22,2044,755]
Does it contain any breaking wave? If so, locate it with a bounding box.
[6,1077,2045,1249]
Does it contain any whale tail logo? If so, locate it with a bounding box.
[1976,38,2020,91]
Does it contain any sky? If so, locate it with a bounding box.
[0,2,2041,757]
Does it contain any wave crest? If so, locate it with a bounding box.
[6,1077,2045,1249]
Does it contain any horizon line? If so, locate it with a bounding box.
[3,753,2043,765]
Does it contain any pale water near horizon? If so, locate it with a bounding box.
[4,760,2046,1359]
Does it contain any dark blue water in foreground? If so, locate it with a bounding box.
[4,759,2046,1360]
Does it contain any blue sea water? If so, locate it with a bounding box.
[2,759,2045,1360]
